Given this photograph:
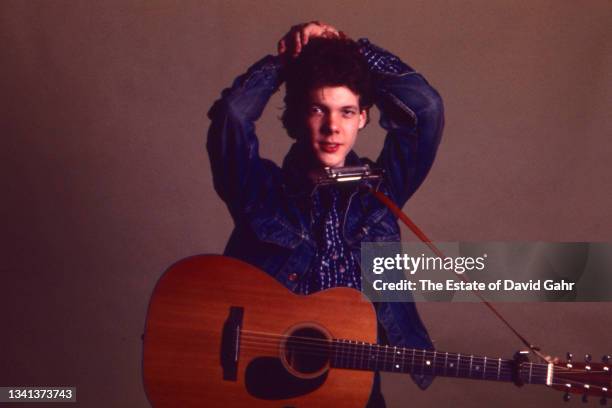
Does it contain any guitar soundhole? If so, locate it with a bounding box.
[281,324,331,379]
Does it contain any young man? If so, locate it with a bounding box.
[207,22,444,407]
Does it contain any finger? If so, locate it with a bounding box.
[322,29,338,39]
[307,24,333,43]
[318,23,339,39]
[319,22,338,33]
[303,23,320,45]
[301,27,309,47]
[278,38,286,54]
[293,29,302,56]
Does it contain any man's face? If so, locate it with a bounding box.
[305,86,367,168]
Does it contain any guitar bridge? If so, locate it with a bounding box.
[221,306,243,381]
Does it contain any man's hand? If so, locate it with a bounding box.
[278,21,345,58]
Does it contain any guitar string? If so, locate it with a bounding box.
[237,344,586,388]
[240,332,547,374]
[240,334,518,371]
[242,337,605,390]
[241,330,550,371]
[241,340,610,392]
[238,340,609,391]
[238,337,532,378]
[239,340,520,379]
[240,330,600,374]
[239,334,607,384]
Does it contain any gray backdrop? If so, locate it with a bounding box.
[1,1,611,407]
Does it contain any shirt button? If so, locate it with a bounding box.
[288,273,298,282]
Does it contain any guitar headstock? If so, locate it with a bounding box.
[550,354,611,403]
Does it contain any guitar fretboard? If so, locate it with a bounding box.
[330,339,549,385]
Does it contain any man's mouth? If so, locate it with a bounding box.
[319,142,341,153]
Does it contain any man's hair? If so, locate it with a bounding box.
[282,37,374,140]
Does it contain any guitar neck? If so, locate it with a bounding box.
[330,339,550,385]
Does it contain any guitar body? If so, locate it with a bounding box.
[143,255,377,407]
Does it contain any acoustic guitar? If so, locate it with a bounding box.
[142,255,611,407]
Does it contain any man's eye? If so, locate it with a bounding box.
[310,106,323,115]
[342,110,356,117]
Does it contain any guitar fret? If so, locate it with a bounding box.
[345,340,351,368]
[347,340,352,369]
[371,342,376,371]
[329,339,517,386]
[528,362,533,384]
[396,347,402,372]
[483,356,487,379]
[359,341,364,370]
[373,344,379,371]
[432,350,437,376]
[341,339,346,368]
[371,344,376,371]
[456,353,461,377]
[344,340,351,368]
[361,342,365,370]
[348,340,352,369]
[444,352,448,376]
[384,345,389,371]
[385,345,390,372]
[421,349,426,375]
[352,340,357,370]
[391,346,399,371]
[469,355,473,377]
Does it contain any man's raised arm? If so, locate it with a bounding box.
[206,53,283,218]
[363,39,445,208]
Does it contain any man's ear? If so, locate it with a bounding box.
[358,109,367,129]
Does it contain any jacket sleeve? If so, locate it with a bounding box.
[206,55,283,219]
[359,39,444,208]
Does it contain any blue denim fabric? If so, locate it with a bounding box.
[207,39,444,394]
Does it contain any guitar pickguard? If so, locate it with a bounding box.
[245,357,327,400]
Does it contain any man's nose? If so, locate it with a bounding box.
[321,113,340,135]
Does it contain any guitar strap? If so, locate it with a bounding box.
[369,188,549,362]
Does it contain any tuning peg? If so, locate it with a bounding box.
[582,393,588,403]
[566,352,573,362]
[602,355,611,364]
[600,396,607,406]
[585,354,592,363]
[564,392,571,402]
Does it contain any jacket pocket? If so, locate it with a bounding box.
[249,213,304,249]
[360,208,401,242]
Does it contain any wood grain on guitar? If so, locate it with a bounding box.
[142,255,611,407]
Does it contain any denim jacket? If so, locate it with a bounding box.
[207,39,444,390]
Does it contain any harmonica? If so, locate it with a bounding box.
[313,164,384,185]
